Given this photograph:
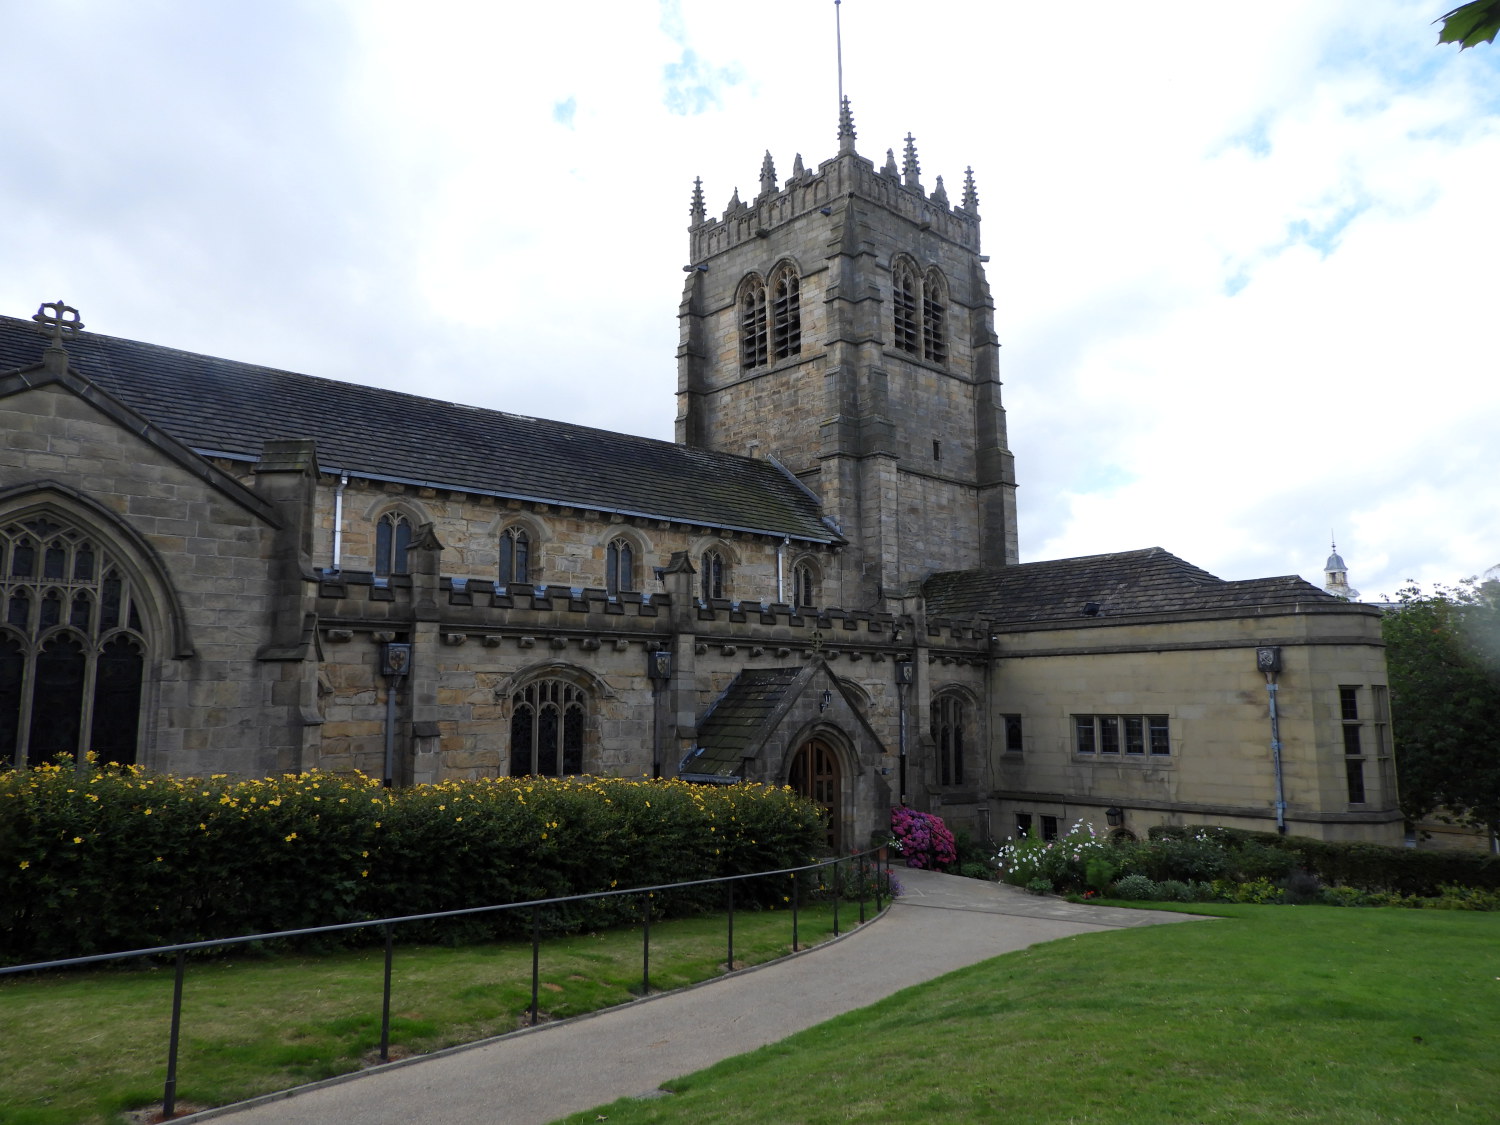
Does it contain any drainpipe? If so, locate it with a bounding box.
[1266,674,1287,835]
[331,471,349,572]
[776,537,788,603]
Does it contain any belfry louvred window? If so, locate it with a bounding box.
[1,516,146,768]
[770,265,801,360]
[740,277,768,369]
[892,260,947,365]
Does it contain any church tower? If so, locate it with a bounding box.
[676,100,1018,610]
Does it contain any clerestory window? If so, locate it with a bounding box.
[701,549,726,602]
[375,513,411,577]
[606,537,635,596]
[499,526,530,586]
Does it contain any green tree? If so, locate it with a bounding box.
[1384,578,1500,842]
[1437,1,1500,49]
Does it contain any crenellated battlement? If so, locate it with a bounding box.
[688,133,981,263]
[312,571,990,662]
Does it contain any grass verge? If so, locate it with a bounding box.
[0,901,860,1125]
[573,903,1500,1125]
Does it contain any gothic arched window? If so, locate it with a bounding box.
[606,537,635,595]
[770,264,802,360]
[1,516,147,768]
[931,692,967,787]
[792,561,818,610]
[509,678,586,776]
[740,276,768,369]
[922,267,948,364]
[374,513,412,577]
[892,260,920,355]
[499,526,531,586]
[701,549,726,602]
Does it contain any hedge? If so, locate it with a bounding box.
[0,763,825,966]
[1148,825,1500,897]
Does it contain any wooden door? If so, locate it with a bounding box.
[790,738,842,851]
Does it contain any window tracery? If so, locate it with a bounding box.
[701,549,726,602]
[792,561,818,610]
[374,512,412,577]
[606,537,635,595]
[931,692,967,787]
[770,264,802,360]
[499,525,531,586]
[509,678,586,776]
[1,516,146,768]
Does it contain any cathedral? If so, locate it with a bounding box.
[0,103,1401,848]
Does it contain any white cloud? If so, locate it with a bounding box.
[0,0,1495,600]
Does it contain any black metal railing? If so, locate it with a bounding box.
[0,848,893,1118]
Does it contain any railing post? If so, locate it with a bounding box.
[380,924,394,1062]
[162,949,185,1118]
[725,881,735,972]
[832,857,841,936]
[530,906,541,1027]
[791,872,800,953]
[858,852,867,924]
[641,892,652,996]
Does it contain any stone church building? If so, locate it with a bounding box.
[0,104,1401,848]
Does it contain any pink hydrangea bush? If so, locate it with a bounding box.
[889,805,957,870]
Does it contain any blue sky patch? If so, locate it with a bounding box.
[553,97,576,128]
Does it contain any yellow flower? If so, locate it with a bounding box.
[19,860,30,869]
[72,836,82,844]
[284,832,298,842]
[142,808,152,816]
[361,870,369,877]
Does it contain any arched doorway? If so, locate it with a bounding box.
[789,737,842,851]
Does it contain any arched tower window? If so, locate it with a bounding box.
[931,692,967,787]
[792,561,818,610]
[922,267,948,364]
[701,549,726,602]
[1,516,147,768]
[606,537,635,595]
[739,275,768,370]
[892,259,920,355]
[374,512,412,577]
[770,264,802,360]
[509,678,586,776]
[499,525,531,586]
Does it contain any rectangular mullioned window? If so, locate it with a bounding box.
[1075,715,1170,757]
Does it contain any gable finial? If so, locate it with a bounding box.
[32,299,83,374]
[961,166,980,212]
[902,133,922,191]
[759,150,778,197]
[837,96,857,154]
[690,176,706,224]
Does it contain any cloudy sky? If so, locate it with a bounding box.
[3,0,1497,600]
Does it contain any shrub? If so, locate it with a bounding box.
[1157,879,1194,902]
[889,807,957,870]
[1113,874,1158,900]
[0,763,825,965]
[996,820,1113,893]
[1025,877,1053,896]
[1281,869,1323,905]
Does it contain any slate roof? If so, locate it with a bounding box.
[682,667,806,780]
[0,315,836,543]
[924,547,1344,626]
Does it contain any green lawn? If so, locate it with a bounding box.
[570,903,1500,1125]
[0,902,855,1125]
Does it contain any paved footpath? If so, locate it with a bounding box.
[187,870,1208,1125]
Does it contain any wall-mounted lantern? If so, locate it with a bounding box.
[1105,806,1124,828]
